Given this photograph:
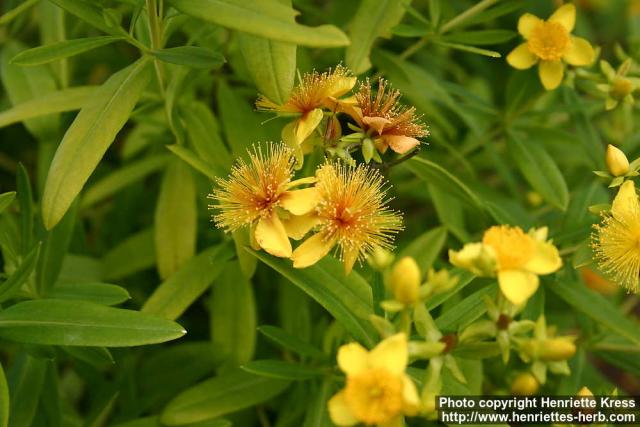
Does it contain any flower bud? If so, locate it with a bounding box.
[611,77,633,100]
[427,268,459,294]
[606,144,630,177]
[367,247,395,271]
[577,386,594,398]
[511,373,539,396]
[389,257,421,305]
[449,243,497,277]
[538,338,577,361]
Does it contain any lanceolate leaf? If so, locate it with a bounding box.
[151,46,225,69]
[0,362,8,427]
[161,368,290,425]
[42,57,152,230]
[167,0,349,47]
[0,299,186,347]
[248,249,376,347]
[507,135,569,211]
[10,36,124,66]
[346,0,407,74]
[0,86,95,129]
[142,243,234,320]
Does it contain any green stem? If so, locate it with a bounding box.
[439,0,498,34]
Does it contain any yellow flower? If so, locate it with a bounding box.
[506,4,595,90]
[592,180,640,292]
[256,65,356,146]
[291,162,403,274]
[349,78,429,154]
[328,334,420,426]
[482,225,562,305]
[209,143,318,258]
[450,226,562,305]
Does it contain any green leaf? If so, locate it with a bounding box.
[302,380,333,427]
[0,0,38,26]
[550,280,640,346]
[0,86,95,129]
[0,192,16,215]
[47,0,122,35]
[10,36,123,66]
[0,299,186,347]
[241,360,323,380]
[46,282,130,306]
[167,0,349,47]
[0,244,40,303]
[138,342,221,412]
[142,243,234,320]
[81,155,170,208]
[16,164,33,255]
[561,87,605,170]
[441,29,516,46]
[210,262,256,366]
[1,42,59,140]
[346,0,407,74]
[507,135,569,211]
[36,201,77,295]
[238,32,295,105]
[42,57,152,230]
[248,249,376,347]
[180,101,232,175]
[102,229,156,280]
[167,145,218,180]
[398,227,447,273]
[61,346,114,367]
[151,46,225,69]
[432,40,501,57]
[161,368,290,425]
[435,283,497,331]
[426,270,475,310]
[258,325,325,359]
[7,354,46,427]
[0,362,8,427]
[216,81,265,158]
[406,157,484,210]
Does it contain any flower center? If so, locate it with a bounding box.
[527,21,570,61]
[344,368,404,424]
[482,226,536,270]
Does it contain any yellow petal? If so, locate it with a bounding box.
[518,13,543,39]
[563,37,594,66]
[525,241,562,275]
[498,270,540,305]
[337,342,369,375]
[342,246,359,275]
[283,213,320,240]
[328,76,357,99]
[254,213,292,258]
[369,333,408,375]
[363,116,391,135]
[288,176,317,188]
[328,391,359,426]
[401,375,420,416]
[507,43,538,70]
[280,188,319,215]
[385,135,421,154]
[611,180,639,220]
[292,232,336,268]
[295,108,324,143]
[538,60,564,90]
[548,3,576,32]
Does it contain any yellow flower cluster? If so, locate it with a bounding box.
[449,225,562,305]
[209,143,402,274]
[257,67,429,160]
